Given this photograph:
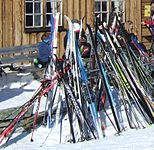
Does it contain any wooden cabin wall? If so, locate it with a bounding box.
[1,0,153,56]
[125,0,152,49]
[0,0,94,58]
[125,0,142,41]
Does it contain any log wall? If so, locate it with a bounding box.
[1,0,152,54]
[125,0,142,41]
[0,0,94,57]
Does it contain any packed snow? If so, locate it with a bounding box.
[0,73,154,150]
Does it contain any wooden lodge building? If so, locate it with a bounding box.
[0,0,153,57]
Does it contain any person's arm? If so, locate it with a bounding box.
[143,20,154,27]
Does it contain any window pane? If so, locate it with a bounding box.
[34,15,41,26]
[26,15,33,26]
[95,12,107,22]
[56,2,61,12]
[111,1,123,12]
[34,2,41,13]
[26,2,33,13]
[102,2,107,11]
[102,13,107,22]
[118,2,123,12]
[95,12,100,19]
[111,1,117,11]
[46,2,51,13]
[95,13,107,23]
[46,14,51,26]
[95,2,100,12]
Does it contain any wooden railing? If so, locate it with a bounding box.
[0,43,45,79]
[0,43,39,65]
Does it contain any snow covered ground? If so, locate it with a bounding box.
[0,74,154,150]
[1,124,154,150]
[0,73,46,111]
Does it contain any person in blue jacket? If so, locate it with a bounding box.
[34,33,51,68]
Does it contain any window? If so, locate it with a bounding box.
[94,0,125,23]
[95,0,109,23]
[46,0,63,27]
[25,0,63,32]
[25,0,42,27]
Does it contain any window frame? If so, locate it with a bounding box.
[95,0,110,23]
[24,0,63,33]
[94,0,125,24]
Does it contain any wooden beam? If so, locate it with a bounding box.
[125,0,130,21]
[67,0,74,19]
[86,0,94,26]
[36,32,44,43]
[63,0,68,28]
[3,0,13,47]
[0,53,38,64]
[13,0,22,46]
[0,44,39,54]
[21,0,30,45]
[135,0,142,41]
[129,0,135,23]
[30,33,37,45]
[0,0,2,47]
[57,32,60,57]
[59,32,65,58]
[80,0,86,29]
[2,0,6,47]
[74,0,80,20]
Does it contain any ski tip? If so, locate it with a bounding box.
[31,139,34,142]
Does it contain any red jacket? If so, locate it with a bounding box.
[144,20,154,26]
